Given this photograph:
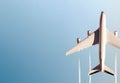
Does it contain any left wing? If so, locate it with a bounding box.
[107,30,120,48]
[66,29,99,56]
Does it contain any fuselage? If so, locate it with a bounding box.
[99,12,107,72]
[66,11,117,76]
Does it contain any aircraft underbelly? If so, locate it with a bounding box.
[99,26,106,71]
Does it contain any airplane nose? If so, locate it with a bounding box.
[100,11,106,27]
[101,11,104,14]
[101,11,105,17]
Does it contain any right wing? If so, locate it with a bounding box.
[66,29,99,56]
[107,30,120,48]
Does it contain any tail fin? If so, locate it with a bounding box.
[88,64,115,76]
[104,65,115,76]
[88,64,100,75]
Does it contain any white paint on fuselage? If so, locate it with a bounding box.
[99,11,107,72]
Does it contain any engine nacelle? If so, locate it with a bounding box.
[87,30,92,36]
[114,31,118,37]
[77,38,80,44]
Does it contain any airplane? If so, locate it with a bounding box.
[66,11,120,76]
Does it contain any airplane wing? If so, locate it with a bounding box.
[107,30,120,48]
[66,29,99,56]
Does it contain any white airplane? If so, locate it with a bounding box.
[66,11,120,76]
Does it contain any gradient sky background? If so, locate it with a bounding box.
[0,0,120,83]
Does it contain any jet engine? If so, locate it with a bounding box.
[77,38,80,44]
[87,30,92,36]
[114,31,118,37]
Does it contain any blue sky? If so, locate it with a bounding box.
[0,0,120,83]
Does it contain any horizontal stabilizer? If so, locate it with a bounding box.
[88,64,100,75]
[104,65,115,76]
[89,64,115,76]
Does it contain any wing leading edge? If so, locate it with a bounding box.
[66,29,99,56]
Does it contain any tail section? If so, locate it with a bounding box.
[88,64,115,76]
[88,64,100,75]
[104,65,115,76]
